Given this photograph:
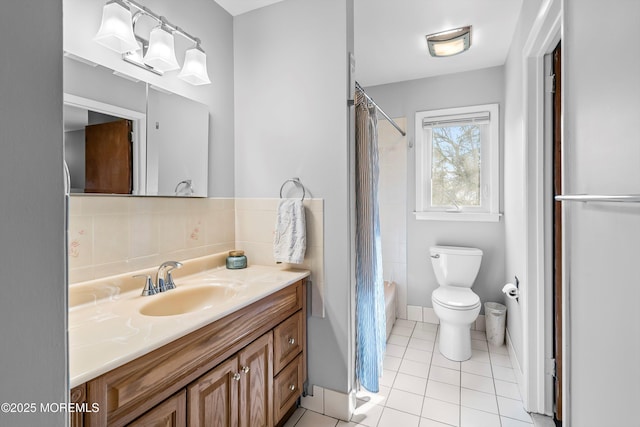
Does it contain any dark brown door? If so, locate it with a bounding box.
[552,41,563,424]
[85,119,132,194]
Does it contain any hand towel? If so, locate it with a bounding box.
[273,198,306,264]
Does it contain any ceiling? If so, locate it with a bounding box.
[215,0,523,87]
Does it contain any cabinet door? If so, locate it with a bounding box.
[238,333,274,427]
[188,358,239,427]
[70,384,86,427]
[127,390,186,427]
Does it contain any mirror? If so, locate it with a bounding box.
[63,55,209,197]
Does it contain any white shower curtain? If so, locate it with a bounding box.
[355,90,386,393]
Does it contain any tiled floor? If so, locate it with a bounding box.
[285,319,534,427]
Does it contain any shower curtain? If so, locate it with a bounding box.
[354,90,386,393]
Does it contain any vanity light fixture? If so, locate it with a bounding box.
[143,24,180,72]
[93,0,139,53]
[94,0,212,85]
[426,26,472,57]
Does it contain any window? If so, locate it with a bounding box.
[415,103,500,221]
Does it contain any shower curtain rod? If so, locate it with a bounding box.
[355,82,406,137]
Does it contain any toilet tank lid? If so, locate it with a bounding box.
[430,246,483,256]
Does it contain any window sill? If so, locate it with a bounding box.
[413,211,502,222]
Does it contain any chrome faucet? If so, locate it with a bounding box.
[155,261,183,292]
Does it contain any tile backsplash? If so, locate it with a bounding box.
[68,196,235,283]
[68,196,325,316]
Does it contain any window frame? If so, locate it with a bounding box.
[414,103,501,222]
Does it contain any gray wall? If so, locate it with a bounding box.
[234,0,354,393]
[365,67,506,311]
[564,1,640,425]
[0,1,67,426]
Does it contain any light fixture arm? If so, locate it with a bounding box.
[123,0,201,47]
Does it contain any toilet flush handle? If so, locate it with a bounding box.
[431,254,440,259]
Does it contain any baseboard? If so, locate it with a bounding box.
[405,305,485,331]
[300,385,354,421]
[506,329,527,405]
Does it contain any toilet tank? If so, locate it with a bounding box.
[430,246,483,287]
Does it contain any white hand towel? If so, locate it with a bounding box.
[273,198,306,264]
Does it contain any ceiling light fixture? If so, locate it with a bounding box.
[94,0,212,85]
[426,26,472,58]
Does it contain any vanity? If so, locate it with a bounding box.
[68,257,309,427]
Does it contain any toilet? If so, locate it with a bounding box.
[430,245,483,361]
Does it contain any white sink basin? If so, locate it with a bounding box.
[139,285,239,317]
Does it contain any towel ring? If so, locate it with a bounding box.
[279,177,306,201]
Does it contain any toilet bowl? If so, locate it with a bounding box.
[430,246,483,361]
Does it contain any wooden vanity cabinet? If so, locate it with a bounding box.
[80,279,306,427]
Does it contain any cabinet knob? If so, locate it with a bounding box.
[288,337,296,345]
[289,384,296,391]
[241,366,250,374]
[232,373,241,381]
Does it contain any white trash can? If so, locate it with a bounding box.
[484,302,507,346]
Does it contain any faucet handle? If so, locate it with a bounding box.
[165,262,183,290]
[134,274,157,296]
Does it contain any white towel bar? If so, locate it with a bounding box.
[555,194,640,203]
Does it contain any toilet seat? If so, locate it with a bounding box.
[432,287,480,311]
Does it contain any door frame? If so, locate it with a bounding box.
[63,93,147,195]
[521,0,564,419]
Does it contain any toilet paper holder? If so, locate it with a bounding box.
[502,276,520,302]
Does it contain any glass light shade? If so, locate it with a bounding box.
[426,26,471,58]
[93,1,139,54]
[143,26,180,72]
[178,48,211,85]
[432,38,466,57]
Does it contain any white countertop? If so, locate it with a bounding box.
[69,265,309,388]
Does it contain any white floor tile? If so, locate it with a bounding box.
[461,372,495,394]
[409,337,436,351]
[490,353,512,368]
[386,388,425,416]
[497,396,533,423]
[467,349,490,364]
[384,355,402,371]
[351,402,384,427]
[395,319,417,329]
[388,334,410,347]
[413,328,438,341]
[432,351,461,371]
[470,330,486,341]
[415,322,439,332]
[404,348,433,364]
[337,421,364,427]
[422,397,460,427]
[381,369,397,388]
[420,418,456,427]
[488,343,509,354]
[425,380,460,405]
[399,358,431,379]
[394,372,428,396]
[392,325,415,337]
[294,409,338,427]
[460,388,498,414]
[429,366,461,386]
[492,365,517,383]
[500,416,534,426]
[386,343,407,358]
[471,339,489,351]
[461,360,493,378]
[460,406,501,427]
[283,407,305,427]
[378,407,421,427]
[357,385,391,407]
[494,379,521,400]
